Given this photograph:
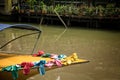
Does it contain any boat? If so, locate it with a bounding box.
[0,24,89,80]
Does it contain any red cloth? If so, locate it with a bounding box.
[33,50,44,57]
[20,62,34,75]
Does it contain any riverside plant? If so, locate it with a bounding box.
[19,1,120,17]
[97,5,105,17]
[47,6,54,14]
[105,3,116,17]
[27,0,37,10]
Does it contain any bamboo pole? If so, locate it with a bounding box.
[54,10,68,41]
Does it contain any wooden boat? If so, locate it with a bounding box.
[0,52,89,80]
[0,24,89,80]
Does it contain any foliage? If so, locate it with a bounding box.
[97,5,105,16]
[20,1,120,17]
[26,0,37,9]
[47,5,54,14]
[105,3,116,16]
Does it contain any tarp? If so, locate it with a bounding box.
[0,24,41,31]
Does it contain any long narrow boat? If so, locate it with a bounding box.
[0,24,89,80]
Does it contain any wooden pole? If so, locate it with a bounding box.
[54,10,68,41]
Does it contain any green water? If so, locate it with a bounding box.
[0,22,120,80]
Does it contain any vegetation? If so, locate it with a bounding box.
[18,0,120,17]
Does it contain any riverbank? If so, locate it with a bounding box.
[0,14,120,30]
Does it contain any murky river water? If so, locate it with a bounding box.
[0,22,120,80]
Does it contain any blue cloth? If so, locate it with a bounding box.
[34,60,46,75]
[58,54,67,60]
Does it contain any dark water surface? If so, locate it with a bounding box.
[0,22,120,80]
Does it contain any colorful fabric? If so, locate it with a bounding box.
[45,61,54,68]
[41,53,51,57]
[54,60,62,67]
[58,54,67,60]
[20,62,34,75]
[45,59,62,68]
[1,52,77,80]
[50,54,58,59]
[33,50,44,57]
[32,51,67,60]
[34,60,46,75]
[50,54,67,60]
[2,65,20,80]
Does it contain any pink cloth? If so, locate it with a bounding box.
[50,54,58,59]
[20,62,34,75]
[45,61,54,68]
[45,60,62,68]
[54,60,62,67]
